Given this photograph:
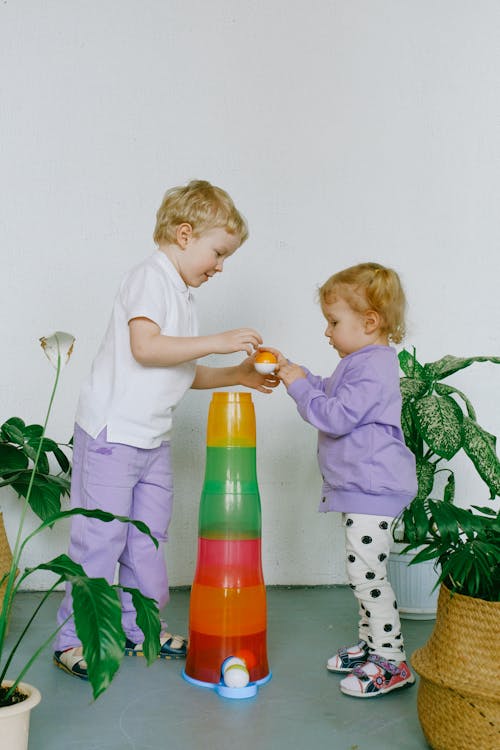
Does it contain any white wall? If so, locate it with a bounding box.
[1,1,499,590]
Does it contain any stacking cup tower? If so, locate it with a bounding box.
[183,392,271,698]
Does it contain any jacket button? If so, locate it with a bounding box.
[321,496,326,503]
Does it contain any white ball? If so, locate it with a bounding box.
[222,657,250,688]
[254,362,276,375]
[224,664,250,688]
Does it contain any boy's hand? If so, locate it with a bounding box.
[237,356,280,394]
[212,328,263,356]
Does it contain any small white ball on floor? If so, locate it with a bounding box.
[222,657,250,688]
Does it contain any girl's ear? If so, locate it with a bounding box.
[176,223,193,248]
[364,310,380,334]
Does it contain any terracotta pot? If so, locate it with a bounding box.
[0,681,42,750]
[412,584,500,750]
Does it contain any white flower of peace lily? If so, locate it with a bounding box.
[39,331,75,369]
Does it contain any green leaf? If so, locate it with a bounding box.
[443,473,455,503]
[26,436,70,473]
[413,395,464,459]
[0,444,29,474]
[37,508,159,549]
[1,423,25,446]
[406,544,440,564]
[1,417,26,442]
[462,417,500,497]
[398,349,425,378]
[11,474,62,520]
[37,554,85,578]
[36,555,162,698]
[434,382,477,420]
[38,555,124,700]
[401,402,421,455]
[400,377,428,403]
[22,424,44,439]
[35,453,50,475]
[52,445,70,473]
[44,474,71,493]
[415,459,435,501]
[429,500,461,544]
[423,355,500,381]
[74,578,124,699]
[22,443,38,463]
[121,587,160,665]
[471,505,497,516]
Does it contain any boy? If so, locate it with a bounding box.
[54,180,278,679]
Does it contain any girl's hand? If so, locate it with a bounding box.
[255,346,287,368]
[211,328,263,356]
[256,346,306,388]
[277,361,306,388]
[237,356,280,394]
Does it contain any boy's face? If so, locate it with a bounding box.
[179,226,241,288]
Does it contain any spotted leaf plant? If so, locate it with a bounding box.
[0,333,161,707]
[399,349,500,513]
[393,348,500,599]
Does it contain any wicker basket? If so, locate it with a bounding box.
[412,584,500,750]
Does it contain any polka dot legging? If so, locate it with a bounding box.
[343,512,406,662]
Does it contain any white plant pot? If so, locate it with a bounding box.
[388,543,439,620]
[0,681,42,750]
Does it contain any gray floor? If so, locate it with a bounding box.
[8,587,434,750]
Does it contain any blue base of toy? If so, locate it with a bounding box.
[182,669,272,700]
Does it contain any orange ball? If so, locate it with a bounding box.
[235,649,257,669]
[255,350,278,364]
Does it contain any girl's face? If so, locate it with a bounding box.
[322,297,369,358]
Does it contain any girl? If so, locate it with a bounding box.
[272,262,417,698]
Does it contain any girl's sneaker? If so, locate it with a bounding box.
[339,654,415,697]
[326,639,369,673]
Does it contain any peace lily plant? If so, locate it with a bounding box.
[0,332,161,707]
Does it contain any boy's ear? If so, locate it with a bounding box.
[364,310,380,334]
[176,223,193,248]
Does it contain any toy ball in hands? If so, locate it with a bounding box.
[222,657,250,688]
[254,350,278,374]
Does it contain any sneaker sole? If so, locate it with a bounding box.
[124,648,186,660]
[53,654,89,681]
[326,663,356,673]
[340,675,415,698]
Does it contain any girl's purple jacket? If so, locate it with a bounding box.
[287,345,418,517]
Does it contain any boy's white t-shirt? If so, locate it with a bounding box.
[76,251,198,448]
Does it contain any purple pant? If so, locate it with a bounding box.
[55,424,173,651]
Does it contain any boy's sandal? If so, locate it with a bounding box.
[53,647,89,680]
[125,632,188,660]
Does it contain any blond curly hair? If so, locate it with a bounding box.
[153,179,248,245]
[319,262,407,344]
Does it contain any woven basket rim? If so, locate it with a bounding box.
[412,584,500,701]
